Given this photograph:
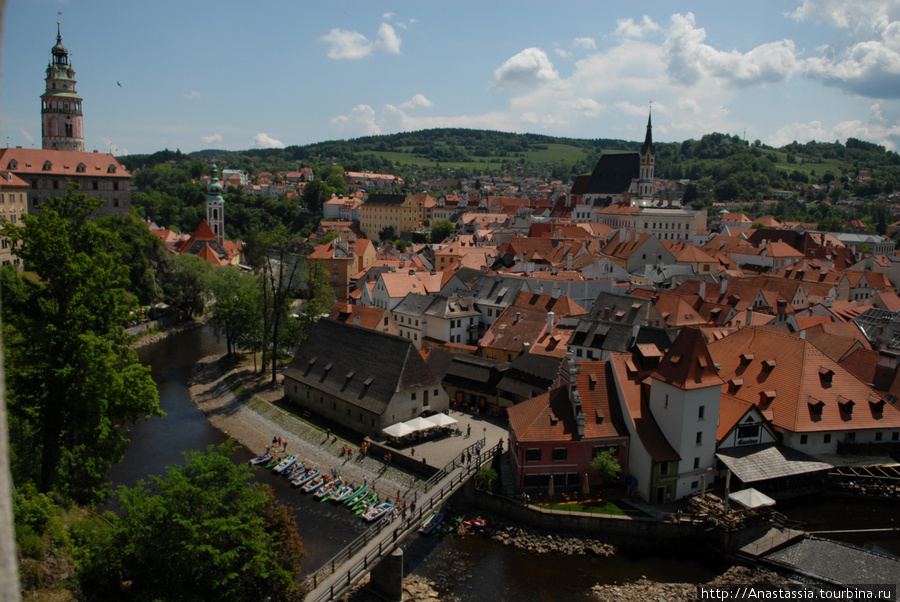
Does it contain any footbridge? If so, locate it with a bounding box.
[302,440,501,602]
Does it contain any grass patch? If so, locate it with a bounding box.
[539,499,649,517]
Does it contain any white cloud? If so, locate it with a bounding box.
[554,48,572,59]
[331,104,381,136]
[18,128,34,145]
[561,97,604,116]
[663,13,799,88]
[491,47,559,89]
[399,93,434,110]
[374,23,402,54]
[321,20,404,60]
[614,16,661,39]
[252,133,285,149]
[184,91,202,101]
[201,134,222,144]
[320,28,373,60]
[792,0,900,99]
[573,37,597,50]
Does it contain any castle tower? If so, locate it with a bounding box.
[206,165,225,246]
[637,111,654,199]
[41,23,85,151]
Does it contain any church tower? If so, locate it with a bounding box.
[206,165,226,246]
[637,111,654,199]
[41,23,85,151]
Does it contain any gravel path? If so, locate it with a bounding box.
[188,354,411,492]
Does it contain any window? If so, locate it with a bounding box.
[525,448,541,462]
[698,405,705,420]
[824,434,832,444]
[411,392,417,400]
[693,457,700,469]
[691,481,699,490]
[659,462,668,476]
[800,434,808,445]
[875,432,883,441]
[695,431,703,445]
[552,447,568,461]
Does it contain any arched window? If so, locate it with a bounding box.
[6,160,17,170]
[76,163,86,173]
[42,161,52,171]
[107,165,117,174]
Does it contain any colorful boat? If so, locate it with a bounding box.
[463,519,498,529]
[315,478,343,501]
[362,501,394,522]
[272,454,299,474]
[341,484,368,506]
[302,474,328,493]
[290,467,320,487]
[264,456,282,469]
[420,511,445,535]
[248,453,273,466]
[350,492,377,514]
[282,461,305,479]
[325,483,353,503]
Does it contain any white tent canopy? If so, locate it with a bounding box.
[382,422,415,438]
[427,413,458,427]
[404,416,437,431]
[729,487,776,509]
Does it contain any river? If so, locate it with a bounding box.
[109,326,899,600]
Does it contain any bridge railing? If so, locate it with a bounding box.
[302,442,502,601]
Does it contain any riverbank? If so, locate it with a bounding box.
[187,353,413,494]
[590,566,792,602]
[128,318,205,350]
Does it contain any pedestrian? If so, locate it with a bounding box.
[422,457,426,465]
[411,447,415,457]
[333,434,338,443]
[466,424,471,438]
[364,475,368,485]
[273,435,278,445]
[283,439,288,452]
[411,500,416,513]
[348,448,353,460]
[326,428,331,440]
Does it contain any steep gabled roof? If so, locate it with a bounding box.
[651,327,725,390]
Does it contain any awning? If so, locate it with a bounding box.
[382,422,415,438]
[717,442,832,484]
[427,413,458,427]
[404,416,437,431]
[729,487,776,509]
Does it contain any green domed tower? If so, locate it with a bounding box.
[206,164,225,246]
[41,22,85,151]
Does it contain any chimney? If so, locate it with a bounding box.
[552,286,561,299]
[699,280,707,300]
[567,254,573,270]
[720,277,728,295]
[746,309,752,326]
[547,311,555,336]
[353,313,361,326]
[537,283,544,294]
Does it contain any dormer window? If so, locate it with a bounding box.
[107,165,117,174]
[838,395,854,419]
[76,163,86,173]
[6,160,17,170]
[740,352,755,364]
[42,161,52,171]
[761,390,777,406]
[762,359,777,371]
[808,396,824,417]
[729,378,743,393]
[818,366,834,385]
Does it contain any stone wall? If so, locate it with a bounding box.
[472,490,705,552]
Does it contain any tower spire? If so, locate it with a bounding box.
[42,21,84,151]
[640,109,653,157]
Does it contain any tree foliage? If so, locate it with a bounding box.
[591,450,622,485]
[1,186,161,503]
[87,442,305,601]
[207,267,262,355]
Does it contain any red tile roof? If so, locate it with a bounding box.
[651,327,725,391]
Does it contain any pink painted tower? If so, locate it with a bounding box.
[41,22,85,151]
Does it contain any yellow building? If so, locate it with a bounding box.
[307,236,376,303]
[0,171,28,268]
[359,193,421,240]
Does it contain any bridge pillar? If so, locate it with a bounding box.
[368,547,403,601]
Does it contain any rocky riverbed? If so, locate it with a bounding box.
[470,523,615,556]
[591,566,793,602]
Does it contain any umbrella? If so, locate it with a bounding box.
[382,422,414,438]
[547,475,555,498]
[729,487,776,509]
[582,473,590,496]
[427,413,458,427]
[405,416,437,431]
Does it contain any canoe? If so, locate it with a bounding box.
[302,475,327,493]
[248,453,273,466]
[421,511,445,536]
[272,454,299,474]
[362,501,394,522]
[342,484,369,506]
[350,492,377,514]
[432,517,462,537]
[315,478,342,500]
[265,456,282,469]
[354,495,379,516]
[282,461,305,479]
[418,512,436,533]
[326,483,351,503]
[290,467,320,487]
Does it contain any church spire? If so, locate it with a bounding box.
[42,22,84,151]
[640,110,653,157]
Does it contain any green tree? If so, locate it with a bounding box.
[430,219,455,244]
[207,267,261,355]
[475,467,498,491]
[162,253,213,321]
[591,450,622,486]
[89,442,305,601]
[1,186,161,503]
[379,225,398,242]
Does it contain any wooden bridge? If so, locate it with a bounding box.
[302,440,500,602]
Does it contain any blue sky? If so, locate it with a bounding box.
[2,0,900,156]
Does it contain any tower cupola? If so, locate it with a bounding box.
[41,22,85,151]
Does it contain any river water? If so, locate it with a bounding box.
[109,326,899,599]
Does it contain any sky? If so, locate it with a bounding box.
[2,0,900,157]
